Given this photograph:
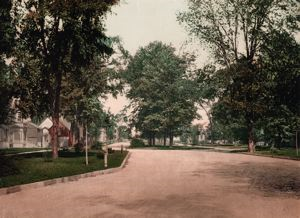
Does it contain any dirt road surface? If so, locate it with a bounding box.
[0,149,299,218]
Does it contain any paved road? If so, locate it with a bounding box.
[0,149,299,218]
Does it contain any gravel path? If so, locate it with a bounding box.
[0,149,299,218]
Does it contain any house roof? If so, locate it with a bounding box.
[24,121,40,129]
[39,118,53,129]
[39,117,71,130]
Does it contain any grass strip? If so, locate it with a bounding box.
[0,150,128,188]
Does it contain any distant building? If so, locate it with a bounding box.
[0,121,42,148]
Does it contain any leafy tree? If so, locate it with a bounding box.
[0,0,15,123]
[13,0,119,158]
[191,65,220,143]
[178,0,299,152]
[117,125,130,141]
[124,41,197,146]
[259,30,300,147]
[72,96,106,165]
[105,112,118,141]
[210,101,248,144]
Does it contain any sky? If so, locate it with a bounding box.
[103,0,210,125]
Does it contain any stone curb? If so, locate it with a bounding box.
[240,152,300,161]
[0,151,131,196]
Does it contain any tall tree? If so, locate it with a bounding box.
[124,41,197,146]
[178,0,299,152]
[13,0,119,158]
[259,30,300,147]
[192,65,220,144]
[0,0,15,123]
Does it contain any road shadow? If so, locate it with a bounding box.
[207,161,300,198]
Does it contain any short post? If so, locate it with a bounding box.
[104,143,108,168]
[85,123,88,165]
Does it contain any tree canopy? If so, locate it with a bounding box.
[12,0,119,158]
[178,0,300,151]
[0,0,15,124]
[123,41,197,146]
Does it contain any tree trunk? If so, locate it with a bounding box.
[169,131,173,146]
[153,135,156,146]
[248,124,255,153]
[51,116,59,159]
[209,115,214,144]
[50,71,62,159]
[148,137,152,146]
[163,134,166,146]
[199,103,214,144]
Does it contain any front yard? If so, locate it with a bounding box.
[0,150,128,188]
[0,148,48,155]
[255,147,299,160]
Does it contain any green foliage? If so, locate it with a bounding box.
[0,156,20,177]
[258,30,300,147]
[124,41,197,144]
[96,150,105,159]
[74,142,84,153]
[130,138,145,148]
[11,0,119,157]
[91,142,104,150]
[0,0,15,124]
[105,113,118,141]
[180,125,201,145]
[178,0,298,66]
[178,0,299,150]
[108,148,114,154]
[118,125,130,140]
[257,148,300,159]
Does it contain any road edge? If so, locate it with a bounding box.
[240,152,300,161]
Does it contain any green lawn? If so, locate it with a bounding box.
[0,147,49,155]
[255,147,300,160]
[197,144,247,148]
[0,150,128,188]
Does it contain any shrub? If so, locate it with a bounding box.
[270,146,279,154]
[74,143,84,153]
[108,148,114,154]
[0,156,20,177]
[96,150,105,159]
[130,138,145,147]
[91,141,103,150]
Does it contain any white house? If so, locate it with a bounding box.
[0,121,42,148]
[39,117,72,148]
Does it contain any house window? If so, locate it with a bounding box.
[14,130,21,141]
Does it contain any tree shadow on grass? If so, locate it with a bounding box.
[0,156,20,177]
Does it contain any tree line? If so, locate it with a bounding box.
[121,0,299,151]
[1,0,299,154]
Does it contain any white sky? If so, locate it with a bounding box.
[103,0,212,125]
